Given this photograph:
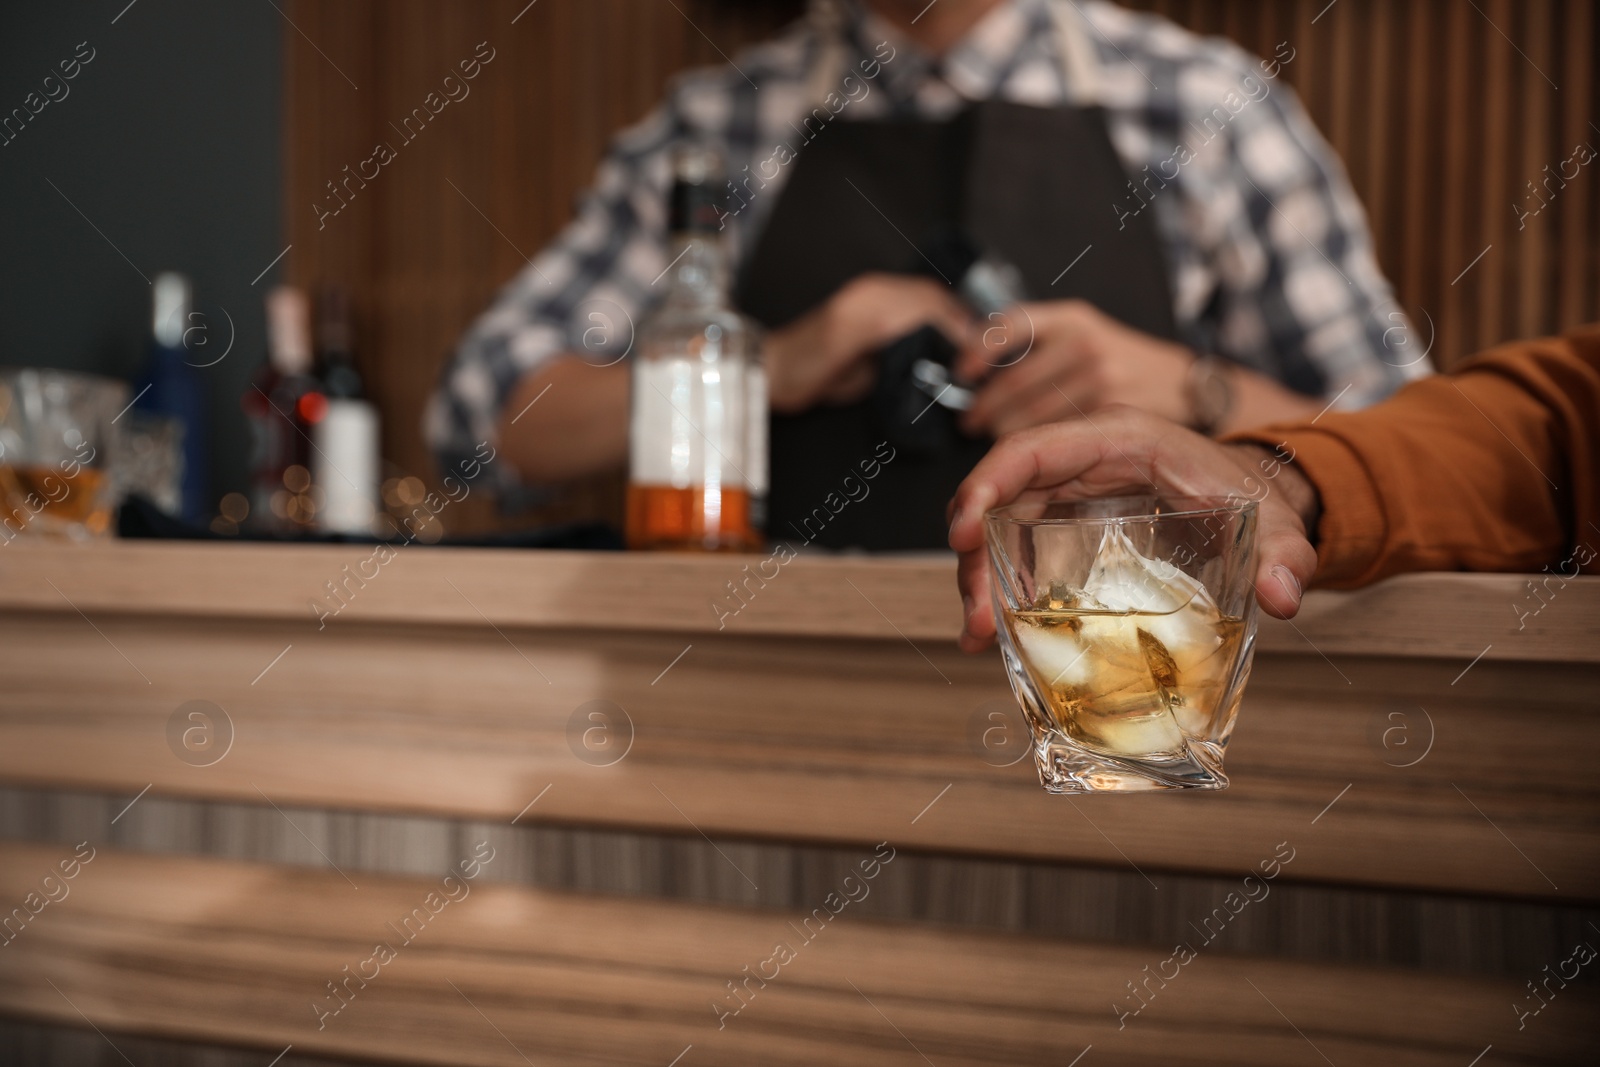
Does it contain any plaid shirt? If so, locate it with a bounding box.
[425,0,1428,493]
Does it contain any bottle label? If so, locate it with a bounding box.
[313,398,380,534]
[631,357,758,491]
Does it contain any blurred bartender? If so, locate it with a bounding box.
[426,0,1426,550]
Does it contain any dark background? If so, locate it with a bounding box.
[0,0,281,506]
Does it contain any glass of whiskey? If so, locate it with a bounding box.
[0,369,125,543]
[985,496,1260,793]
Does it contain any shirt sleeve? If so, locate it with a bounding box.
[1226,326,1600,588]
[422,100,682,502]
[1180,45,1432,405]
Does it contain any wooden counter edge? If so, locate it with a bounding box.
[0,541,1595,660]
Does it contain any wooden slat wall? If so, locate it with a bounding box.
[1134,0,1600,365]
[283,0,1600,533]
[283,0,804,532]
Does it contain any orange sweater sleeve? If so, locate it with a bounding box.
[1227,325,1600,588]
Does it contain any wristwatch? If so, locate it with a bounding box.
[1185,355,1235,436]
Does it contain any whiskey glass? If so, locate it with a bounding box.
[986,495,1260,793]
[0,369,125,541]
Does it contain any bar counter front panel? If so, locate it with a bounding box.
[0,543,1596,1065]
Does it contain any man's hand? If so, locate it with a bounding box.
[946,407,1322,652]
[953,300,1197,437]
[765,273,974,414]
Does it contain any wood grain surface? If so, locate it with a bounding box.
[6,786,1591,979]
[0,843,1591,1066]
[1,545,1596,901]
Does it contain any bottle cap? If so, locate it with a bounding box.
[152,272,191,348]
[668,143,726,235]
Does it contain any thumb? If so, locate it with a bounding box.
[1252,500,1317,619]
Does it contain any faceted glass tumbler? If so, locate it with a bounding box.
[986,496,1260,793]
[0,368,125,541]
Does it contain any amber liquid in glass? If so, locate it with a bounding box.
[1006,600,1244,759]
[625,483,759,552]
[0,465,112,534]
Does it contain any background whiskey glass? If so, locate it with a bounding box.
[0,368,126,542]
[986,495,1260,794]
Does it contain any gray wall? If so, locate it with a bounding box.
[0,0,281,508]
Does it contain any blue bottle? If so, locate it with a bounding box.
[135,272,210,523]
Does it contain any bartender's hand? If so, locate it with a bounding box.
[946,407,1322,652]
[952,300,1195,436]
[765,273,974,414]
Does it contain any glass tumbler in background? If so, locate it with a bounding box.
[0,369,126,542]
[985,496,1260,793]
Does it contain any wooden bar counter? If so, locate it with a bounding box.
[1,541,1597,1065]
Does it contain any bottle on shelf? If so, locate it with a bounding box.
[243,286,320,533]
[626,144,767,551]
[133,272,209,522]
[312,286,381,536]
